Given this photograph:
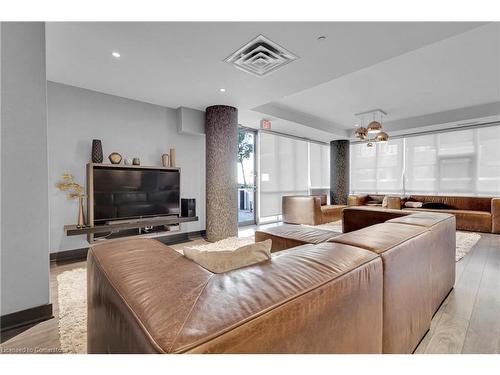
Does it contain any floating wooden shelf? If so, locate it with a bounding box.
[64,216,198,236]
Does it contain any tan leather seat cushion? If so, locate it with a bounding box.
[404,207,491,232]
[330,222,428,254]
[255,224,338,248]
[387,212,452,228]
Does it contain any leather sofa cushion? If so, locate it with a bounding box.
[387,212,452,228]
[172,242,381,353]
[330,223,428,254]
[408,195,491,212]
[404,207,491,232]
[256,224,339,245]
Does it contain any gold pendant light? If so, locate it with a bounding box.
[367,121,382,134]
[354,110,389,146]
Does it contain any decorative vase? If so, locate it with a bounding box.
[77,196,86,228]
[162,154,170,167]
[132,157,140,165]
[124,158,133,166]
[170,148,176,167]
[91,139,103,163]
[108,152,122,164]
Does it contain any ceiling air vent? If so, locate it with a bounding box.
[225,35,298,77]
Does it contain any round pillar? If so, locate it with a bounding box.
[330,140,350,205]
[205,105,238,242]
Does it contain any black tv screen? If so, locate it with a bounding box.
[92,167,180,223]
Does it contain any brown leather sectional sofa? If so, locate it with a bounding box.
[348,194,500,233]
[87,209,456,354]
[256,209,456,353]
[88,238,384,353]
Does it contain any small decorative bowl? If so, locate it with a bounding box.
[108,152,122,164]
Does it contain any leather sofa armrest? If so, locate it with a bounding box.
[348,195,367,206]
[282,196,322,225]
[387,196,402,210]
[492,198,500,234]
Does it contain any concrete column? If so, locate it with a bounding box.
[205,105,238,242]
[330,140,350,205]
[1,22,51,319]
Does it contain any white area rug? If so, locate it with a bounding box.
[456,231,481,261]
[186,236,255,251]
[169,236,255,254]
[57,268,87,354]
[55,229,481,353]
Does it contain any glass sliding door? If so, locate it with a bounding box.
[237,128,257,226]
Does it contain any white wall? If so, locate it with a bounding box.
[47,82,205,253]
[1,23,50,315]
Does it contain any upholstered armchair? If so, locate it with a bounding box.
[282,195,345,225]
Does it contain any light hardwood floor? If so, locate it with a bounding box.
[1,229,499,354]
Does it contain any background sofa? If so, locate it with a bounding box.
[348,194,500,233]
[282,195,344,225]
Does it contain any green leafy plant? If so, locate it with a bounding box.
[238,132,254,186]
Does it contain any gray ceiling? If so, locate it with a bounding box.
[46,22,500,140]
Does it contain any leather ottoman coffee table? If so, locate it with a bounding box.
[255,224,341,252]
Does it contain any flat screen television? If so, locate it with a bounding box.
[91,166,180,224]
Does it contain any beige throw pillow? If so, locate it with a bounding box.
[382,196,388,208]
[405,201,423,208]
[183,239,272,274]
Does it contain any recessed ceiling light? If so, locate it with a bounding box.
[219,88,226,92]
[317,36,327,41]
[111,51,121,58]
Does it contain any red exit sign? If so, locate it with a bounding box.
[261,119,271,130]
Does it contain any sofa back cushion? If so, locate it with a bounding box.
[330,222,428,254]
[408,195,492,212]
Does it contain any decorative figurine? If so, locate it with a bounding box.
[162,153,170,167]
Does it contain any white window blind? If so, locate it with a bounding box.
[351,124,500,197]
[376,139,404,193]
[309,143,330,189]
[350,138,403,194]
[405,134,438,193]
[259,133,309,217]
[477,126,500,194]
[350,143,376,193]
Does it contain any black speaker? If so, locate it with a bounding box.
[181,198,196,217]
